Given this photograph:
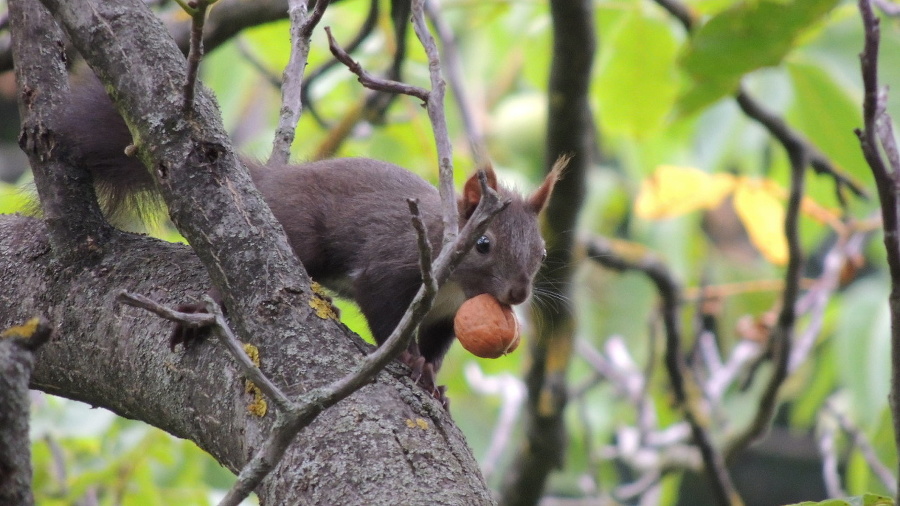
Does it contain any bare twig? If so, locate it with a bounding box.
[855,1,900,497]
[825,397,897,494]
[424,0,488,163]
[181,0,214,112]
[817,417,845,498]
[326,27,429,102]
[268,0,331,165]
[117,291,293,411]
[410,0,457,246]
[301,0,379,128]
[724,121,806,463]
[791,230,868,370]
[235,38,282,89]
[116,290,214,328]
[874,0,900,16]
[464,363,527,481]
[328,0,459,246]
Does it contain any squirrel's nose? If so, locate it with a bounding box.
[502,285,530,306]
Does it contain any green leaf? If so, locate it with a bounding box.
[832,277,891,420]
[677,0,840,114]
[786,60,867,188]
[595,11,680,137]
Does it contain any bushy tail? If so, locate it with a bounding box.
[56,73,162,222]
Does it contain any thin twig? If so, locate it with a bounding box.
[117,291,293,411]
[408,199,436,307]
[116,290,215,328]
[790,230,868,370]
[182,0,213,112]
[301,0,379,128]
[817,417,845,498]
[235,38,282,89]
[874,0,900,16]
[326,26,429,102]
[825,397,897,494]
[464,363,526,481]
[724,114,807,463]
[410,0,458,246]
[269,0,331,165]
[424,0,488,163]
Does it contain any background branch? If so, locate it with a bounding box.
[498,0,595,502]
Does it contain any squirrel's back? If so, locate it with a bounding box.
[56,75,444,295]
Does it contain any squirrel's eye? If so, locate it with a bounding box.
[541,248,547,261]
[475,235,491,254]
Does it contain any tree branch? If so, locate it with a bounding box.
[0,317,52,506]
[855,0,900,498]
[268,0,331,165]
[12,0,494,501]
[9,0,113,263]
[0,214,494,504]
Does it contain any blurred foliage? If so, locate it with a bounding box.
[787,493,893,505]
[3,0,900,503]
[29,394,246,505]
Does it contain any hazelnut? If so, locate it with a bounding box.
[453,294,520,358]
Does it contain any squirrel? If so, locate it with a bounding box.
[53,75,563,401]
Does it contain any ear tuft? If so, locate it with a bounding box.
[527,154,569,213]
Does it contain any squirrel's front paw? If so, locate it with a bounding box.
[168,302,213,351]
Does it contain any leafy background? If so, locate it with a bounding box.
[2,0,900,503]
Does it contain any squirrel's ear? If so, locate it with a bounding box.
[527,154,569,213]
[459,164,498,218]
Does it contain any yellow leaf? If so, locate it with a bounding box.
[757,179,844,232]
[635,165,736,219]
[733,179,788,265]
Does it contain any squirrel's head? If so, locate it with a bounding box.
[452,156,567,306]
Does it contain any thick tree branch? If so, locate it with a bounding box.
[9,0,112,263]
[8,0,493,501]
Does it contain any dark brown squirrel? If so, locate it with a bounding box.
[54,76,563,398]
